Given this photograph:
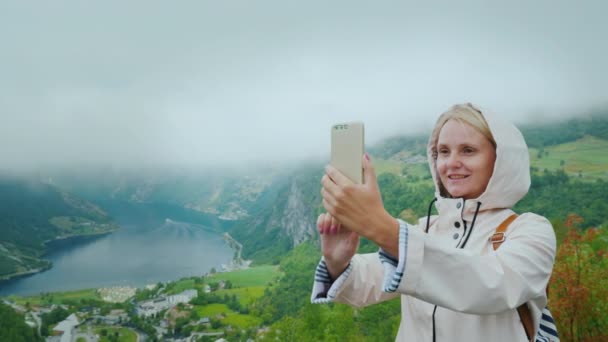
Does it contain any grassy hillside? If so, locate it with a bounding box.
[529,135,608,180]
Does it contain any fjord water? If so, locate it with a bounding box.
[0,204,234,297]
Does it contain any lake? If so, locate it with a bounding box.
[0,210,234,297]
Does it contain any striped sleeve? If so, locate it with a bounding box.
[379,219,409,293]
[536,306,560,341]
[310,258,354,304]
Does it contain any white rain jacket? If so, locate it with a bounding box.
[311,112,557,341]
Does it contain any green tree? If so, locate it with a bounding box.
[0,302,42,342]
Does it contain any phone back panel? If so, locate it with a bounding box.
[331,122,364,184]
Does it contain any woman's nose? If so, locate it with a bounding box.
[446,153,462,168]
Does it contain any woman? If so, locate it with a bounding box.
[312,103,557,341]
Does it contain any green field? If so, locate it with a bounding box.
[223,313,262,329]
[373,158,431,179]
[215,286,266,305]
[8,288,100,306]
[49,216,118,236]
[194,304,261,329]
[208,265,281,287]
[375,135,608,182]
[195,303,231,317]
[165,278,200,295]
[93,326,137,342]
[529,135,608,180]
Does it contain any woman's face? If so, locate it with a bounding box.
[436,119,496,199]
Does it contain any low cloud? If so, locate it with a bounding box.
[1,0,606,171]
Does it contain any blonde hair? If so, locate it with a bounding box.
[430,103,496,197]
[430,103,496,159]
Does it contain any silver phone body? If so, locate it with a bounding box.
[331,122,365,184]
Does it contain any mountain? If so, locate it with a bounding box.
[228,112,608,262]
[45,165,323,265]
[19,111,608,268]
[0,178,118,280]
[229,166,324,264]
[47,166,285,222]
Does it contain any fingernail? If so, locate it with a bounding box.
[364,153,370,161]
[330,225,336,234]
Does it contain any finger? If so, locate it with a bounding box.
[318,213,327,234]
[362,153,378,186]
[321,188,337,210]
[325,165,354,187]
[322,213,332,234]
[317,214,325,234]
[330,216,339,234]
[321,174,340,199]
[322,199,335,217]
[347,230,359,244]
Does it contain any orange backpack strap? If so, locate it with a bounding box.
[490,214,535,342]
[490,213,518,250]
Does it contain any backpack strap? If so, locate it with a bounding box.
[490,214,535,342]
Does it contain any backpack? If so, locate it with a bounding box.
[491,214,559,342]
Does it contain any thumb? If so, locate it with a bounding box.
[348,230,360,244]
[362,153,377,186]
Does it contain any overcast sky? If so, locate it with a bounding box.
[1,0,606,170]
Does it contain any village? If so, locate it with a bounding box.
[3,276,253,342]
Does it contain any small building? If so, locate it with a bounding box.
[101,313,128,325]
[197,317,210,325]
[52,313,80,342]
[167,289,198,304]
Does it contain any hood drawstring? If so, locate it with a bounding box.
[425,198,438,233]
[460,201,482,248]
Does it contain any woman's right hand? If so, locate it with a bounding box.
[317,213,359,280]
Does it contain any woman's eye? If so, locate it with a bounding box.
[439,149,449,155]
[463,147,474,154]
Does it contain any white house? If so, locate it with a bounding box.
[52,313,80,342]
[167,289,198,304]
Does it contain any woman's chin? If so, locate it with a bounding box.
[447,188,474,199]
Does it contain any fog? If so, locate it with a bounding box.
[1,0,606,170]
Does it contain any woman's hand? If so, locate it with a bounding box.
[321,154,399,255]
[317,213,359,280]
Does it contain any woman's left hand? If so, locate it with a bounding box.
[321,154,398,247]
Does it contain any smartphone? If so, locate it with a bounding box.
[331,122,365,184]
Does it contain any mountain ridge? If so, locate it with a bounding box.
[2,112,607,274]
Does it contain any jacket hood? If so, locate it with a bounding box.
[427,108,530,213]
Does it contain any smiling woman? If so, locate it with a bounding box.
[433,104,497,199]
[313,103,559,341]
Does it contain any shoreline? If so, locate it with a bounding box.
[0,264,51,282]
[221,233,251,271]
[1,228,119,282]
[42,228,120,250]
[0,218,233,295]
